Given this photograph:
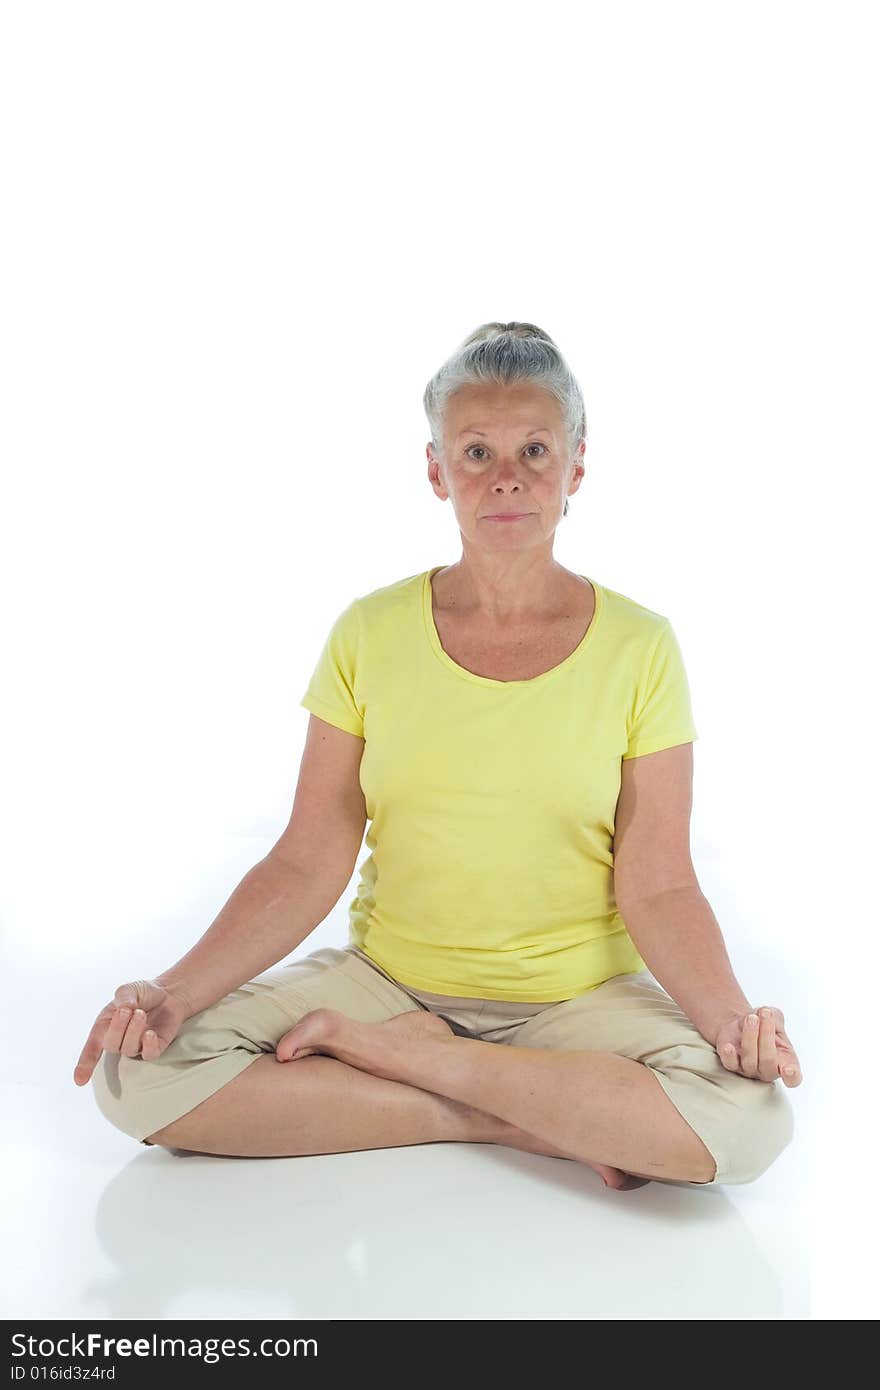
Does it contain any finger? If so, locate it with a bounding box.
[740,1013,760,1077]
[757,1009,779,1082]
[778,1045,802,1086]
[103,1007,133,1054]
[74,1016,112,1084]
[120,1008,149,1058]
[719,1041,740,1072]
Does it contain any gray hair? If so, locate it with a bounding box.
[423,321,587,518]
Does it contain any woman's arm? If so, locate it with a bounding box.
[156,713,367,1017]
[613,743,752,1042]
[618,884,753,1043]
[154,852,351,1018]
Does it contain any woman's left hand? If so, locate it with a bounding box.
[714,1006,802,1087]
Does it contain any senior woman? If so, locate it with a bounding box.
[76,322,800,1191]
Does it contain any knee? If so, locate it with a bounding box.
[720,1081,796,1185]
[140,1122,178,1148]
[89,1038,264,1148]
[90,1050,155,1146]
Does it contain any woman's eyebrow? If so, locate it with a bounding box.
[456,427,553,438]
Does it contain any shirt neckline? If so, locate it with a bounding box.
[421,565,604,689]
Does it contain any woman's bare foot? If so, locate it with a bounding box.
[494,1118,652,1190]
[276,1005,454,1065]
[276,1007,651,1192]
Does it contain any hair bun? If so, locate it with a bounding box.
[463,321,556,349]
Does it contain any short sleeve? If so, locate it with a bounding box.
[299,599,365,738]
[622,618,698,760]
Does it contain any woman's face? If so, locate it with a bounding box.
[426,382,584,547]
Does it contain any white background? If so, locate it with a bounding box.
[2,0,877,1321]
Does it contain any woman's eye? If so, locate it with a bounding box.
[465,444,546,459]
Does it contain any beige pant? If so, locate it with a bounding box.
[90,943,795,1185]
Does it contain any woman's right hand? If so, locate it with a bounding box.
[73,980,191,1086]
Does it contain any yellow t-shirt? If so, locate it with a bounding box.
[299,567,698,1002]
